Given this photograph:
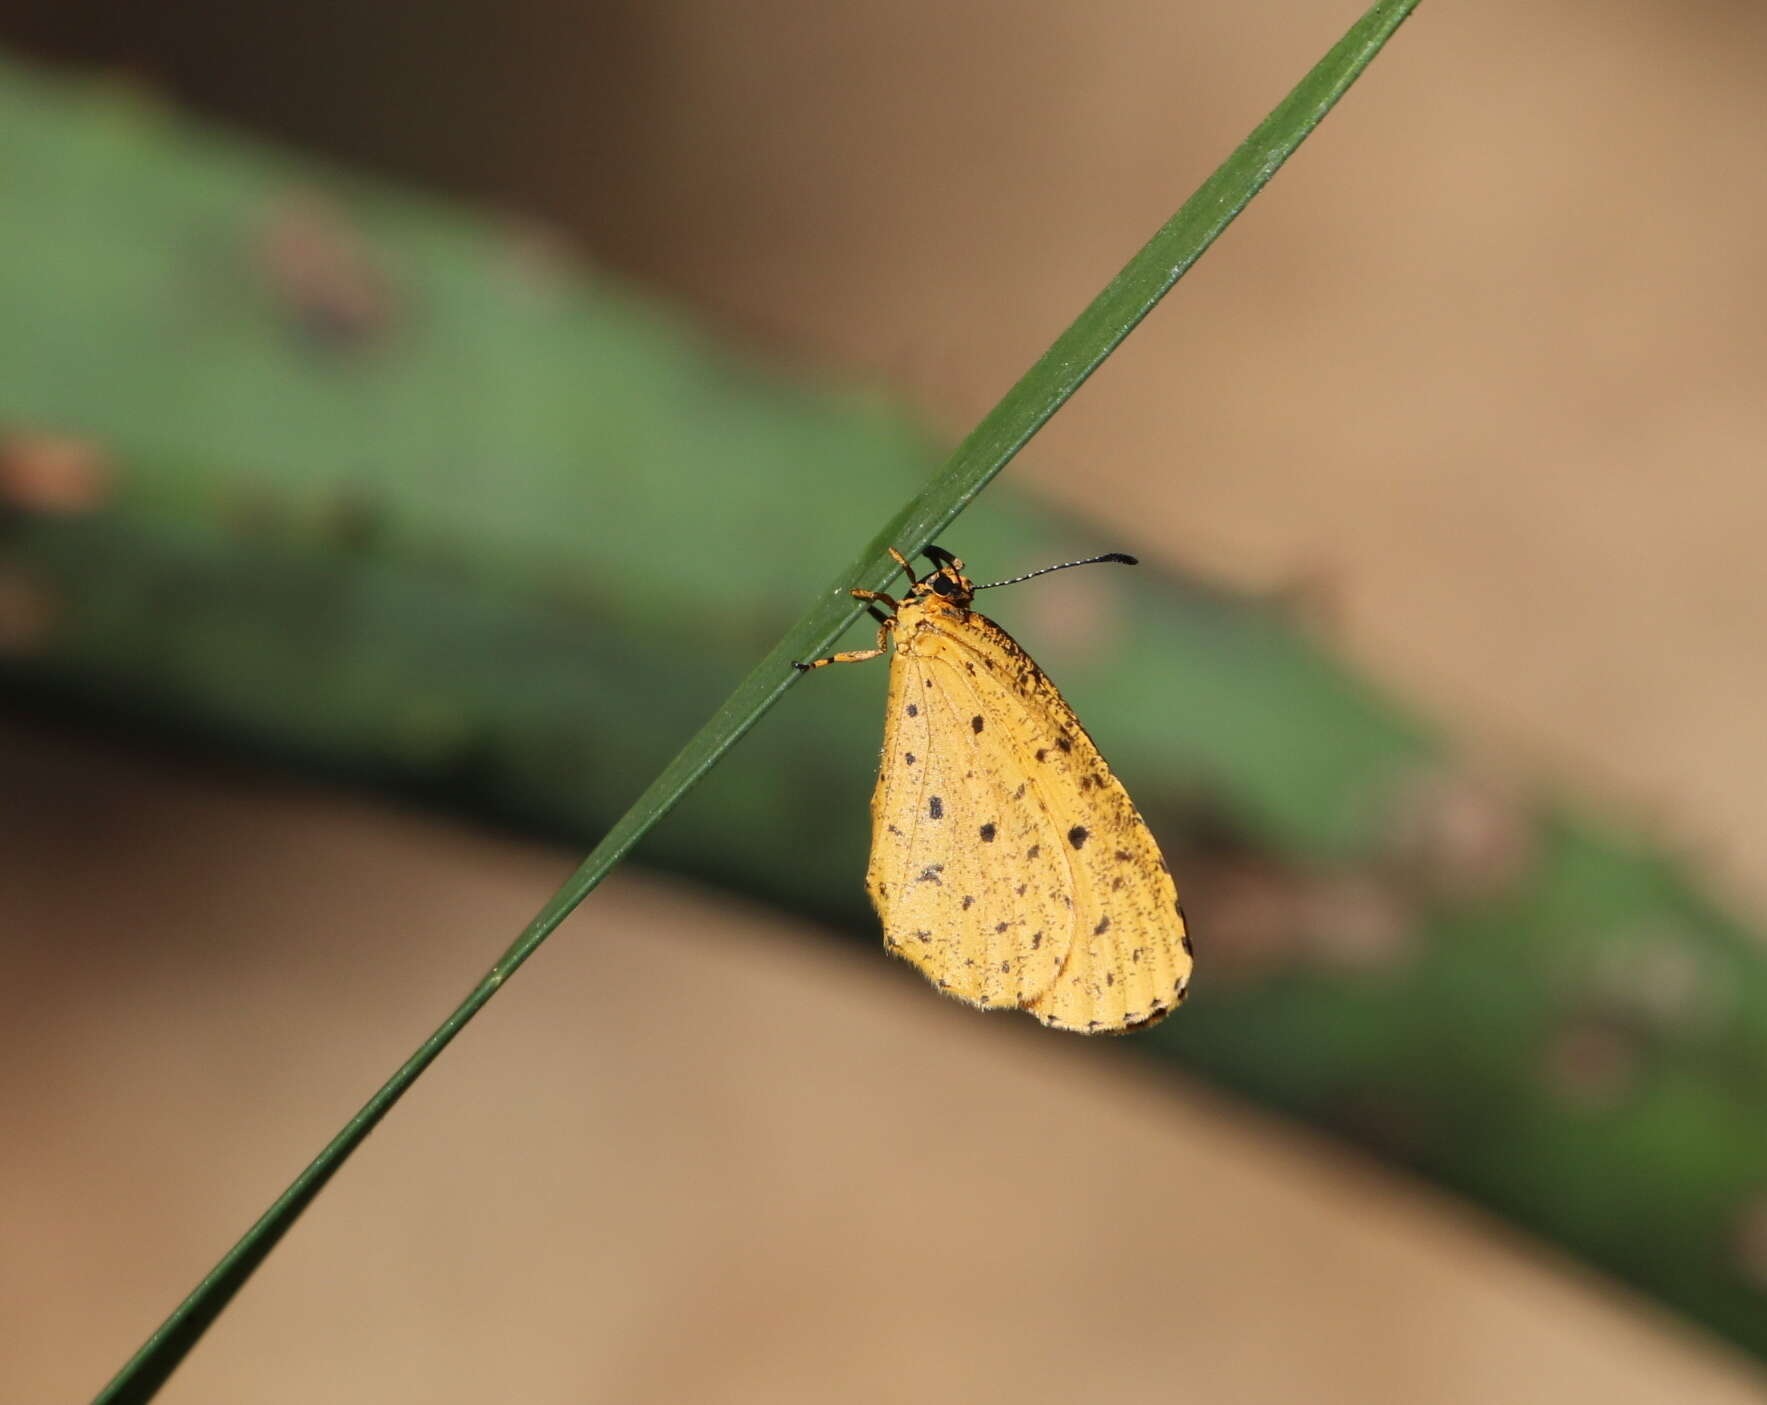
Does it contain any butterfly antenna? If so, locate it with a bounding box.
[973,553,1139,591]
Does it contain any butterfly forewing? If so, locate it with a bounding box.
[867,646,1073,1008]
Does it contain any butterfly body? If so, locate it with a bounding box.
[799,546,1191,1033]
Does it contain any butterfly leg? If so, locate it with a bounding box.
[887,547,919,585]
[792,611,895,672]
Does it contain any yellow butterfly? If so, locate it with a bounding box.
[797,545,1191,1033]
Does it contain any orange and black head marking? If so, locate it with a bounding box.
[897,544,976,612]
[792,544,1137,672]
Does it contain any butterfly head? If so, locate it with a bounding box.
[910,545,976,610]
[894,543,1139,614]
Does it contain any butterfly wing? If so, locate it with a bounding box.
[867,606,1191,1033]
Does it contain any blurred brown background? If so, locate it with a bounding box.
[5,0,1767,1399]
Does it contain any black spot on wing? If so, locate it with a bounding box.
[906,703,918,717]
[979,823,996,842]
[929,796,944,820]
[971,714,984,733]
[1093,916,1111,935]
[1067,825,1090,850]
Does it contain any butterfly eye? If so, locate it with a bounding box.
[931,574,956,596]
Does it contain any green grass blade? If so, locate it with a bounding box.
[94,2,1424,1398]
